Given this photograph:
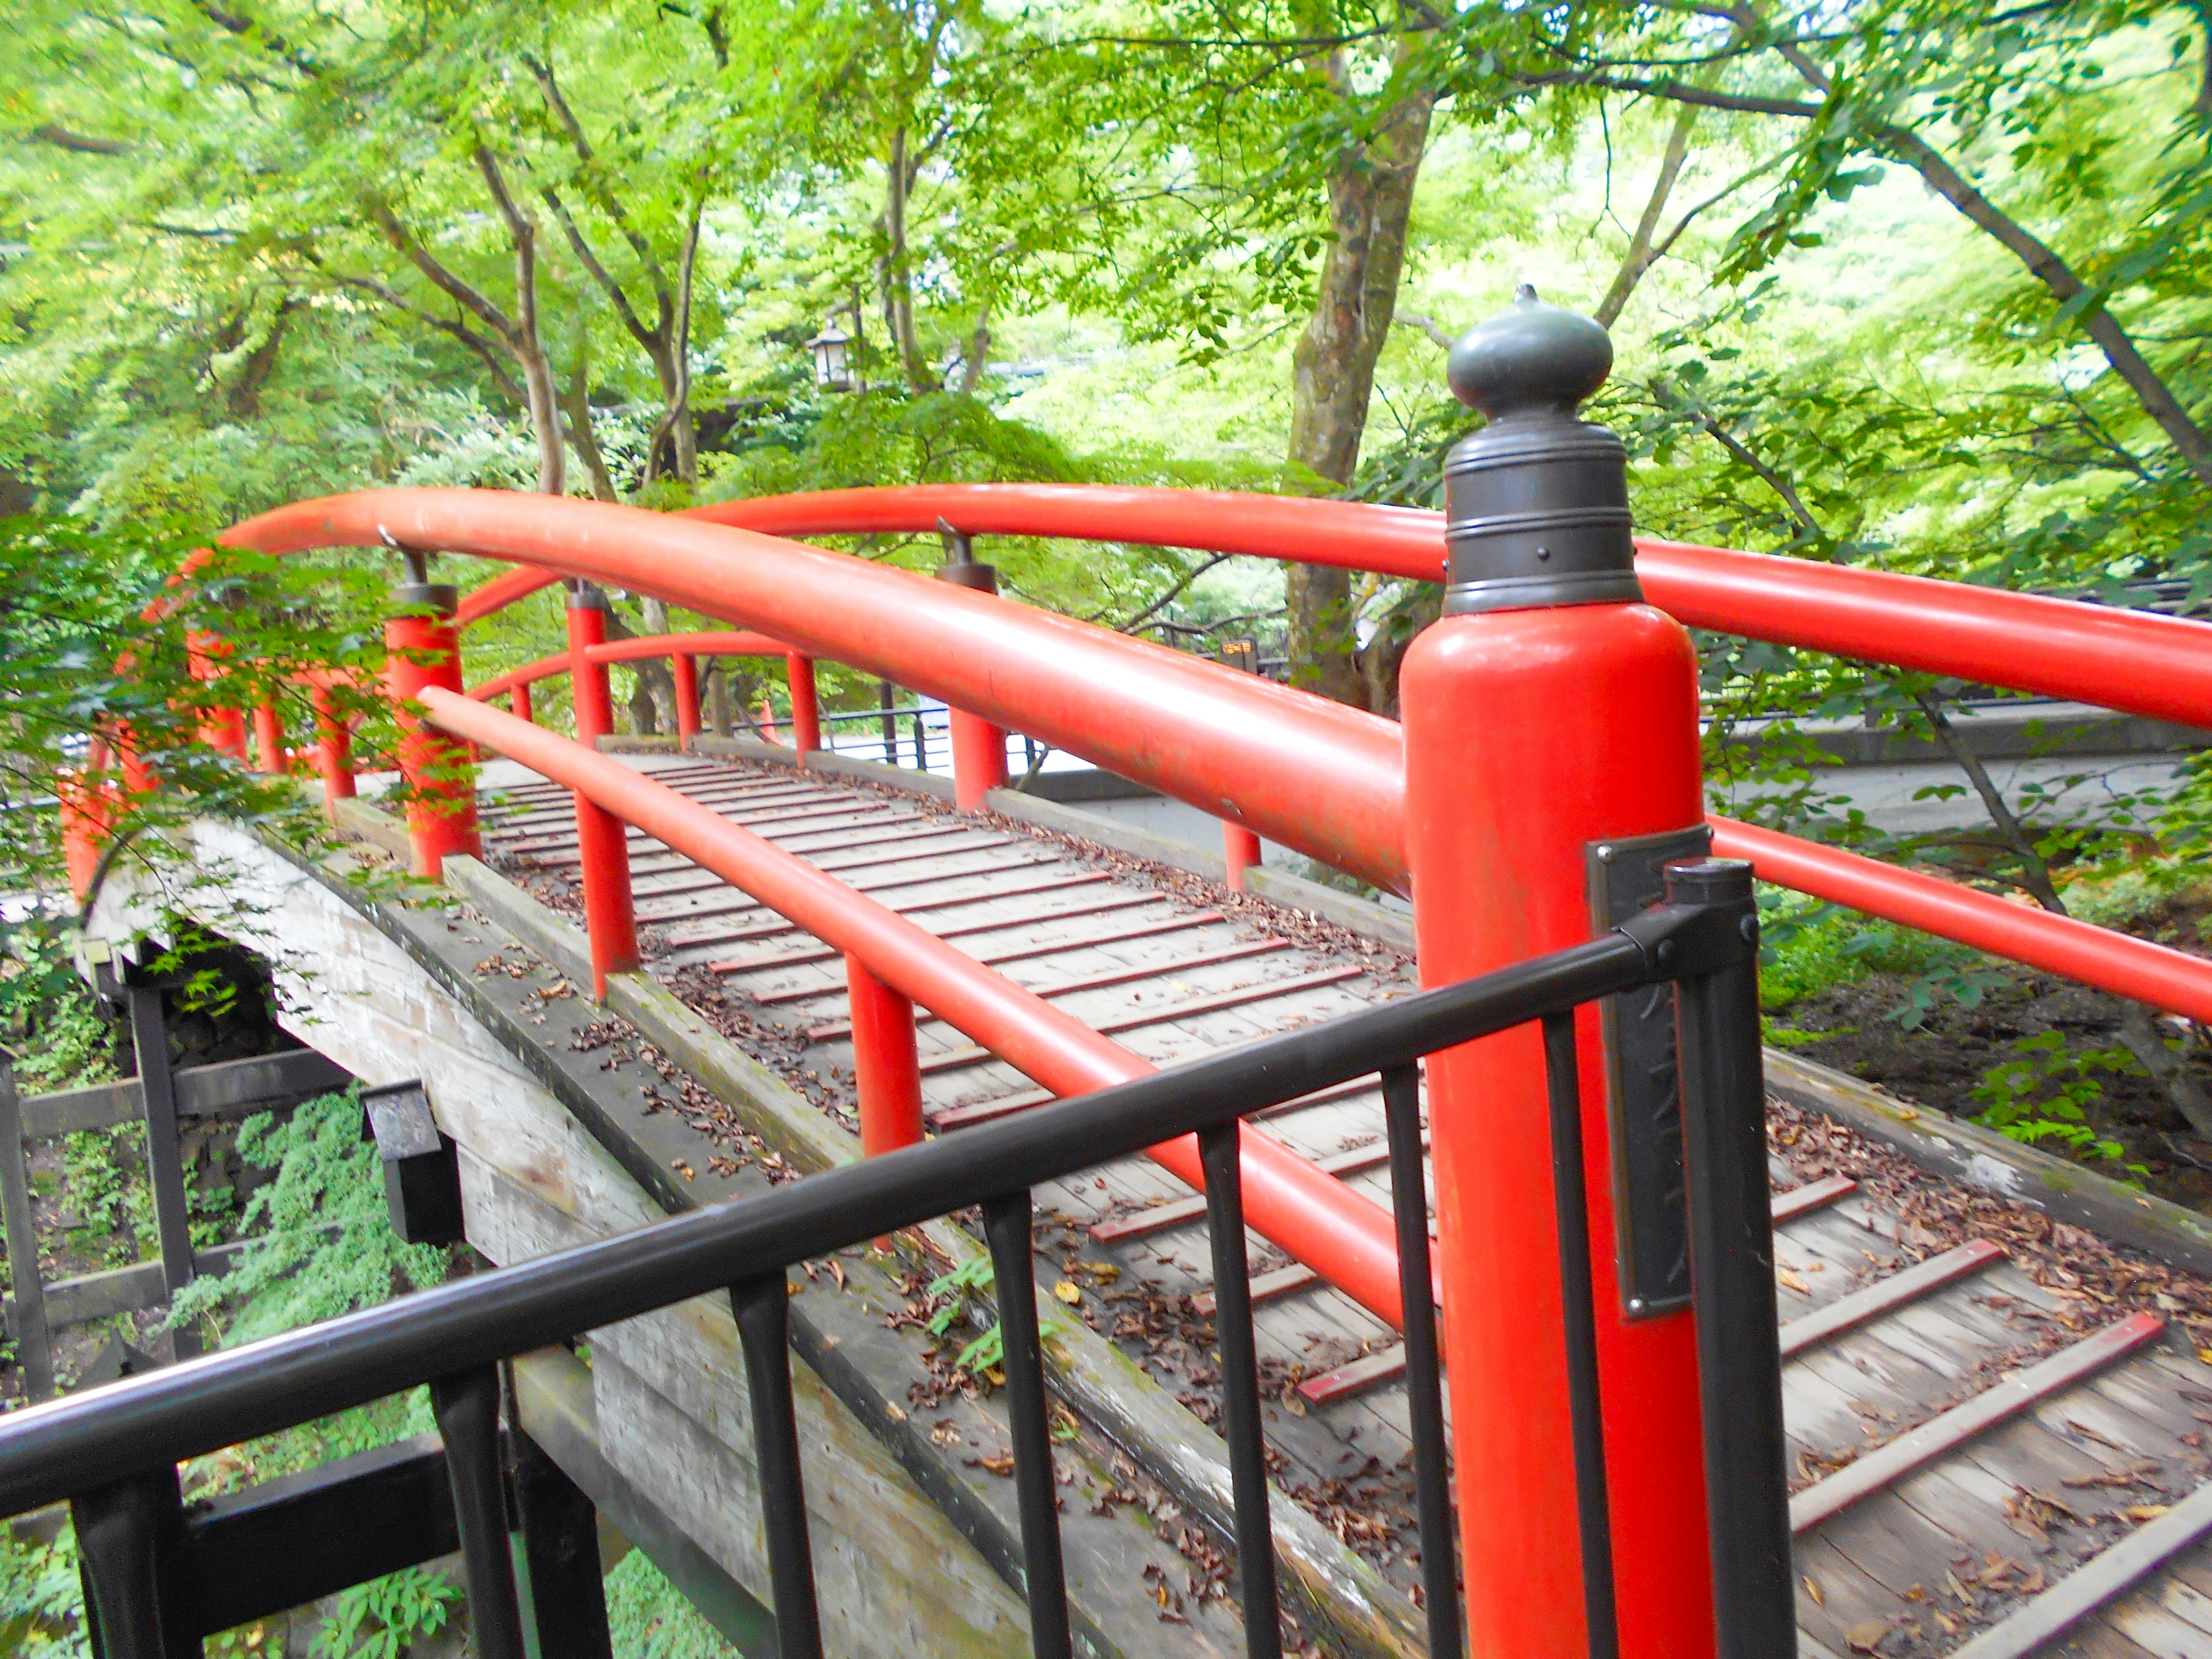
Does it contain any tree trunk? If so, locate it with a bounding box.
[879,126,933,393]
[560,358,619,502]
[1284,75,1435,706]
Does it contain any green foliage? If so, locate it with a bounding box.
[0,513,395,902]
[0,911,116,1093]
[1755,889,1971,1012]
[0,1521,86,1659]
[604,1549,738,1659]
[313,1565,460,1659]
[1972,1031,2143,1162]
[166,1092,452,1345]
[922,1252,1073,1376]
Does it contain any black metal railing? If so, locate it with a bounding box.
[0,859,1790,1659]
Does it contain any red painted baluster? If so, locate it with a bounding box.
[185,630,248,760]
[312,687,357,809]
[385,580,482,879]
[673,652,700,746]
[252,702,287,774]
[935,539,1009,808]
[785,653,822,755]
[1400,292,1717,1659]
[1222,823,1263,891]
[512,681,533,725]
[756,698,781,745]
[565,585,638,998]
[845,953,923,1158]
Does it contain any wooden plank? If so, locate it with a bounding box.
[1940,1479,2212,1658]
[750,908,1214,1002]
[2110,1595,2212,1659]
[1774,1175,1859,1224]
[1088,1133,1414,1244]
[803,938,1293,1040]
[1779,1241,2006,1359]
[19,1076,141,1138]
[1791,1313,2167,1535]
[172,1048,354,1120]
[720,893,1173,975]
[681,869,1118,940]
[922,964,1368,1078]
[22,1048,350,1138]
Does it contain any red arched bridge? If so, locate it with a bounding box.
[19,295,2212,1659]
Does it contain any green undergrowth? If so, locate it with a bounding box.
[2,1087,740,1657]
[1755,868,2204,1169]
[604,1551,739,1659]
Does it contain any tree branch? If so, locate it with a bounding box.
[361,195,517,342]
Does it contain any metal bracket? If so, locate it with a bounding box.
[1588,824,1713,1319]
[363,1081,465,1247]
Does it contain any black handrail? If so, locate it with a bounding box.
[3,864,1790,1659]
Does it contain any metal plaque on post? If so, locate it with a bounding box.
[1589,823,1714,1319]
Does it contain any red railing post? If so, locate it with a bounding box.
[311,687,357,809]
[845,952,923,1156]
[673,652,700,746]
[565,585,638,997]
[936,535,1009,808]
[384,581,482,879]
[786,652,822,754]
[252,702,287,774]
[185,630,247,760]
[512,681,533,724]
[1399,292,1717,1658]
[1222,822,1263,891]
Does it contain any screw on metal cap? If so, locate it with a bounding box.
[1441,285,1643,617]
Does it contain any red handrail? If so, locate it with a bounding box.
[584,630,788,665]
[419,685,1413,1328]
[228,487,2212,1025]
[684,484,2212,733]
[226,490,1410,893]
[1708,816,2212,1024]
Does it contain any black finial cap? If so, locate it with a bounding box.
[1439,286,1642,618]
[1447,285,1615,421]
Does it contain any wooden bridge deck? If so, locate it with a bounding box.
[476,748,2212,1659]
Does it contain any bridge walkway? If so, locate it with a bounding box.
[473,747,2212,1659]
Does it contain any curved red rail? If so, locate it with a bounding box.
[421,685,1411,1327]
[682,484,2212,732]
[1709,816,2212,1024]
[584,630,789,665]
[225,490,1411,893]
[229,486,2212,1025]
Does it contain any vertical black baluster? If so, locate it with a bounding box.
[429,1365,527,1659]
[879,680,897,765]
[1665,859,1793,1659]
[1543,1012,1619,1659]
[72,1467,191,1659]
[124,976,197,1361]
[732,1272,824,1659]
[982,1192,1074,1659]
[512,1430,614,1659]
[0,1058,55,1401]
[1199,1122,1281,1659]
[1380,1063,1460,1658]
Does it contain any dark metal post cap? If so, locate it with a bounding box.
[566,584,611,612]
[389,582,460,615]
[1447,285,1614,419]
[1440,286,1643,618]
[1664,858,1756,906]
